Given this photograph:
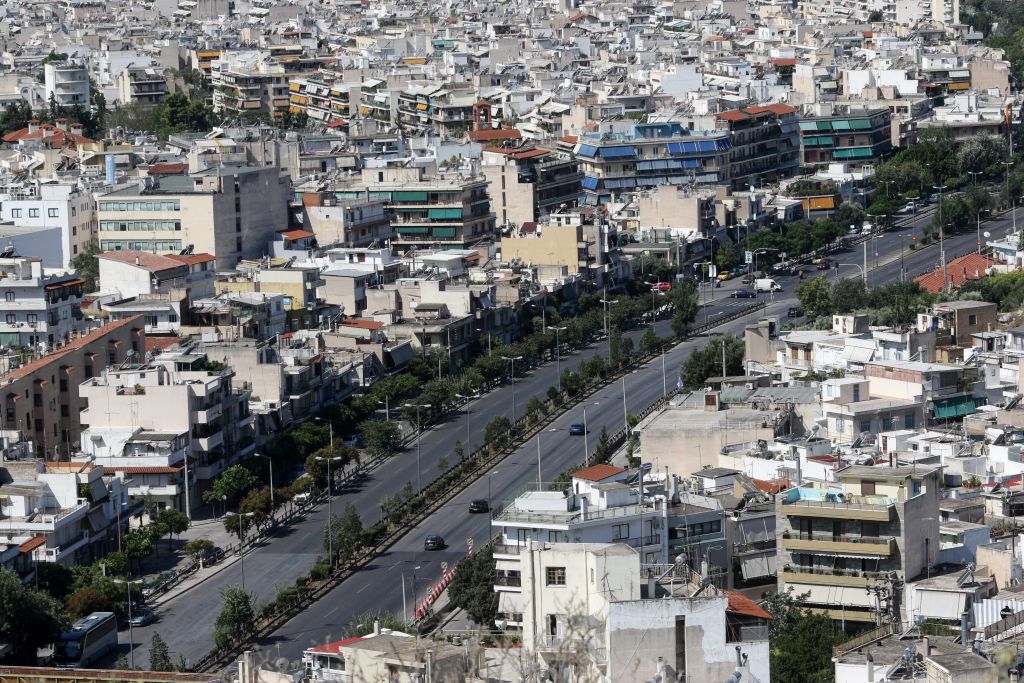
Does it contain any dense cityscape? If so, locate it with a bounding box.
[1,0,1024,681]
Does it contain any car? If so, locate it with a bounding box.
[716,272,733,281]
[128,607,156,627]
[198,545,225,566]
[569,423,586,435]
[468,499,490,513]
[424,535,446,551]
[787,306,803,318]
[730,289,756,299]
[651,281,671,293]
[816,259,831,270]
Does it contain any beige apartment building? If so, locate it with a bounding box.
[777,465,941,625]
[97,166,290,268]
[500,224,590,273]
[0,316,144,459]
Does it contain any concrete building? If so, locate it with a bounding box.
[513,541,771,683]
[96,166,290,268]
[0,257,87,350]
[499,224,592,274]
[715,104,801,190]
[0,182,98,267]
[0,317,143,459]
[798,107,893,171]
[115,66,168,105]
[777,465,941,625]
[287,75,357,125]
[919,301,999,348]
[296,195,392,249]
[481,145,581,227]
[43,61,90,108]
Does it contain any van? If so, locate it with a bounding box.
[754,278,782,293]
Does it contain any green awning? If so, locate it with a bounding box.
[432,227,457,237]
[804,136,834,147]
[832,119,852,131]
[832,147,874,159]
[393,191,428,201]
[816,121,833,131]
[395,226,429,234]
[429,208,462,220]
[850,118,873,130]
[799,121,818,132]
[368,191,392,201]
[335,191,365,200]
[934,395,977,419]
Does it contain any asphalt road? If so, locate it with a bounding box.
[114,202,1006,668]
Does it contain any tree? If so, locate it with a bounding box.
[35,562,74,601]
[763,589,841,683]
[593,426,611,463]
[830,277,868,314]
[608,329,623,368]
[123,528,155,572]
[669,279,699,336]
[446,547,498,626]
[524,395,545,423]
[149,632,173,672]
[679,335,745,389]
[66,586,111,620]
[155,509,189,549]
[956,134,1006,175]
[639,327,662,356]
[323,503,364,565]
[184,538,213,559]
[360,419,401,459]
[795,276,833,319]
[454,440,465,461]
[484,416,513,447]
[212,585,256,650]
[345,611,410,638]
[71,241,101,291]
[0,568,68,663]
[207,465,259,506]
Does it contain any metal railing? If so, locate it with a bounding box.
[784,496,895,511]
[782,565,892,581]
[493,500,662,525]
[494,574,522,587]
[783,531,892,545]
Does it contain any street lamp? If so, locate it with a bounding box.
[551,326,567,394]
[378,397,390,422]
[253,453,274,512]
[501,356,523,424]
[454,393,478,450]
[403,403,431,492]
[582,402,598,461]
[224,511,255,588]
[934,184,948,293]
[475,327,492,356]
[111,578,142,669]
[600,291,619,357]
[314,417,336,490]
[968,170,982,187]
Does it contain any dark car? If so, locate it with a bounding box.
[128,607,156,627]
[730,289,756,299]
[469,499,490,513]
[424,535,446,551]
[816,259,831,270]
[787,306,803,318]
[569,423,586,435]
[199,545,225,566]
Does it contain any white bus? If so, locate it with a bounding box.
[54,611,118,668]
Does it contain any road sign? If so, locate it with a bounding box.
[441,561,449,574]
[466,536,474,553]
[745,250,753,264]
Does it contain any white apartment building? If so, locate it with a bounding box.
[43,61,90,107]
[77,360,255,510]
[0,256,87,350]
[492,464,668,629]
[0,182,98,267]
[515,542,772,683]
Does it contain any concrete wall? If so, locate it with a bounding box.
[501,226,582,272]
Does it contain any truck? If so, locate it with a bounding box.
[754,278,782,293]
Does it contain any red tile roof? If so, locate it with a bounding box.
[1,317,141,384]
[339,318,384,330]
[772,58,798,67]
[752,477,791,494]
[725,591,772,620]
[97,250,187,273]
[145,336,185,353]
[2,124,92,147]
[19,536,46,553]
[148,163,188,176]
[305,637,363,654]
[914,253,995,294]
[280,229,316,240]
[166,253,216,266]
[105,466,184,474]
[468,128,523,142]
[483,145,549,160]
[572,464,626,482]
[717,110,750,122]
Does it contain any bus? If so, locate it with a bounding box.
[53,611,118,668]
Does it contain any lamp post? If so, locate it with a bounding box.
[600,290,619,358]
[224,511,255,588]
[475,327,492,356]
[551,326,567,394]
[501,356,523,424]
[314,417,335,491]
[582,402,598,460]
[455,393,478,450]
[378,397,390,422]
[488,468,498,539]
[403,403,431,492]
[111,578,142,669]
[313,453,342,564]
[934,184,949,292]
[968,170,982,187]
[254,452,274,512]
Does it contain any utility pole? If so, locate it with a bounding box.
[934,184,948,293]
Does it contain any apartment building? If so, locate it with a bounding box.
[211,57,290,119]
[919,301,998,347]
[574,122,732,206]
[335,167,494,249]
[395,84,476,137]
[715,104,801,190]
[96,165,289,268]
[0,317,143,459]
[492,464,668,630]
[0,257,87,349]
[821,376,925,445]
[287,75,356,125]
[0,182,98,266]
[514,541,771,683]
[798,107,893,170]
[43,61,90,107]
[481,146,582,226]
[78,358,255,502]
[863,360,980,424]
[217,263,334,331]
[776,465,941,625]
[297,194,392,249]
[115,67,168,106]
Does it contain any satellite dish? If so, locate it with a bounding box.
[984,232,991,238]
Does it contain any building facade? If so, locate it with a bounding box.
[799,107,893,170]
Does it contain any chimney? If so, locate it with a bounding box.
[867,652,875,682]
[27,119,39,134]
[424,651,433,683]
[921,636,930,657]
[656,656,665,680]
[70,122,83,135]
[961,611,970,644]
[135,256,141,266]
[54,118,67,131]
[646,569,656,598]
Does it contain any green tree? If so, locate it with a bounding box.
[123,528,155,572]
[65,586,111,620]
[593,426,611,463]
[956,134,1006,175]
[155,509,189,549]
[183,538,213,559]
[795,276,833,319]
[35,562,74,601]
[360,418,401,459]
[345,611,410,637]
[212,585,256,650]
[639,327,662,356]
[446,547,498,626]
[0,568,68,663]
[763,589,842,683]
[679,335,745,388]
[71,241,101,291]
[669,279,699,336]
[830,277,868,314]
[207,465,259,505]
[149,632,173,672]
[484,416,513,446]
[323,504,363,565]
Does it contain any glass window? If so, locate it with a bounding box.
[48,208,59,218]
[5,314,13,323]
[10,209,20,218]
[545,567,566,586]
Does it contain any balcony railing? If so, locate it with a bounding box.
[785,532,891,545]
[494,574,522,587]
[535,635,607,663]
[493,501,661,526]
[493,543,523,556]
[781,532,895,556]
[783,565,892,581]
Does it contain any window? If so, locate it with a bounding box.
[4,314,13,324]
[881,415,894,431]
[4,291,13,302]
[859,419,871,434]
[10,209,20,218]
[28,209,38,218]
[545,567,566,586]
[836,417,846,433]
[26,314,36,324]
[48,208,59,218]
[904,413,916,429]
[968,314,978,326]
[613,523,629,540]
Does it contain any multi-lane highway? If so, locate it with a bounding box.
[115,202,1006,668]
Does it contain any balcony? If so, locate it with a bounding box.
[1,501,89,533]
[494,574,522,588]
[194,430,224,452]
[782,565,893,587]
[40,531,90,562]
[535,636,607,664]
[781,532,895,556]
[493,543,523,558]
[782,496,895,522]
[618,534,661,548]
[493,500,661,527]
[194,404,223,424]
[734,539,776,556]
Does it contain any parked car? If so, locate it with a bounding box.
[424,535,446,551]
[717,271,733,281]
[469,499,490,513]
[787,306,803,318]
[569,423,586,435]
[199,545,225,566]
[128,607,156,627]
[816,259,831,270]
[731,289,756,299]
[651,281,671,293]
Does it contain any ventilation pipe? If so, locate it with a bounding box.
[106,154,116,186]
